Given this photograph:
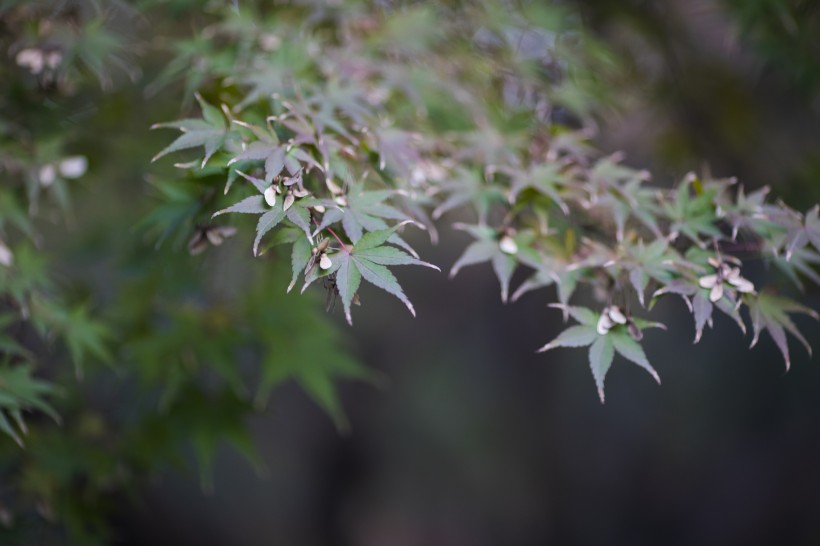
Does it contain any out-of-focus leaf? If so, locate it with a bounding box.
[748,292,818,370]
[152,95,228,167]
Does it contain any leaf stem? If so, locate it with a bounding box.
[325,226,350,253]
[312,214,349,253]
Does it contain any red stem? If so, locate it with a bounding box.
[326,226,350,253]
[311,214,350,253]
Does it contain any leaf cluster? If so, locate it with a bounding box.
[151,0,820,404]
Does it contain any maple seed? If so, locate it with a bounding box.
[319,254,332,270]
[0,240,13,267]
[698,258,755,303]
[499,235,518,255]
[58,156,88,179]
[608,306,627,324]
[38,164,56,187]
[188,225,237,255]
[284,192,295,212]
[597,305,628,335]
[16,48,45,74]
[326,177,343,195]
[264,185,277,207]
[597,314,614,335]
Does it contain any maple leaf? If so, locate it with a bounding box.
[772,245,820,290]
[449,223,532,303]
[0,364,59,446]
[302,91,360,142]
[582,157,660,240]
[212,170,332,256]
[455,126,523,170]
[748,292,818,371]
[227,119,321,184]
[152,94,229,168]
[232,41,312,111]
[309,80,373,126]
[315,178,420,257]
[510,235,580,309]
[511,264,580,312]
[432,167,506,224]
[781,205,820,259]
[538,305,662,403]
[662,174,723,245]
[507,162,570,214]
[302,222,439,325]
[720,185,772,240]
[617,239,683,306]
[372,127,422,176]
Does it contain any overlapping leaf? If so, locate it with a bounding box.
[0,364,59,446]
[450,223,532,303]
[538,305,662,402]
[152,94,229,168]
[748,292,818,370]
[303,223,439,325]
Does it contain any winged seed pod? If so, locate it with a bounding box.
[188,225,237,255]
[0,240,13,267]
[38,164,56,187]
[698,257,754,302]
[58,156,88,179]
[596,305,628,335]
[264,185,278,207]
[16,48,44,74]
[499,235,518,255]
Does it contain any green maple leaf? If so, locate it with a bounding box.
[782,205,820,259]
[432,167,506,224]
[507,162,570,214]
[618,239,682,306]
[288,235,313,293]
[233,41,311,110]
[582,157,661,240]
[537,305,662,403]
[373,127,422,176]
[721,185,772,240]
[773,244,820,290]
[0,364,59,446]
[213,170,334,256]
[312,80,373,126]
[662,175,723,244]
[511,263,579,310]
[449,223,532,303]
[748,292,818,371]
[316,179,420,257]
[152,94,229,168]
[30,300,111,379]
[510,234,580,308]
[303,222,439,325]
[227,120,321,183]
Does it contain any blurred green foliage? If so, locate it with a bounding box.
[0,0,818,543]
